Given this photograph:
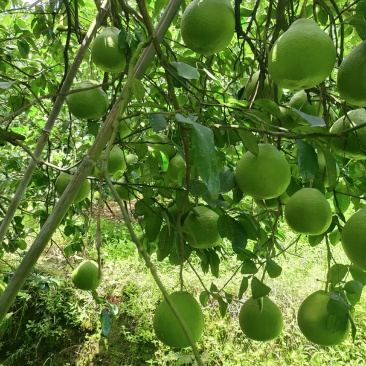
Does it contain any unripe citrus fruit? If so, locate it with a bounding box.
[243,71,281,101]
[182,206,221,249]
[268,18,336,90]
[167,154,186,183]
[255,191,289,209]
[239,296,283,341]
[91,27,126,73]
[289,90,323,116]
[341,209,366,270]
[180,0,235,56]
[297,290,350,346]
[55,172,91,203]
[145,133,176,159]
[125,153,138,165]
[153,291,204,348]
[329,109,366,160]
[71,260,102,291]
[114,178,137,201]
[337,40,366,106]
[285,188,332,235]
[235,143,291,199]
[66,81,108,120]
[100,145,127,175]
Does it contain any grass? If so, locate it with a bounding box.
[1,215,366,365]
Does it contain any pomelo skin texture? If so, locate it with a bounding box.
[91,27,126,73]
[180,0,235,56]
[268,18,336,90]
[337,40,366,106]
[66,81,108,120]
[71,260,102,291]
[297,290,350,346]
[153,291,204,348]
[284,188,332,235]
[329,108,366,160]
[239,296,283,341]
[182,206,221,249]
[235,143,291,199]
[341,209,366,270]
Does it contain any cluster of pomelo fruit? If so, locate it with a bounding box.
[152,288,351,348]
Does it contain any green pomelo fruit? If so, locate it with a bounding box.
[146,133,176,159]
[235,143,291,199]
[167,154,186,183]
[100,145,127,175]
[255,191,289,209]
[125,153,139,165]
[91,27,127,73]
[285,188,332,235]
[243,71,282,101]
[71,260,102,291]
[268,18,336,90]
[297,290,350,346]
[182,206,221,249]
[66,80,108,120]
[180,0,235,56]
[153,291,204,348]
[341,209,366,270]
[289,90,323,116]
[329,109,366,160]
[337,40,366,106]
[239,296,283,341]
[114,182,137,201]
[55,172,91,203]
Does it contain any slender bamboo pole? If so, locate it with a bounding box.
[0,0,110,245]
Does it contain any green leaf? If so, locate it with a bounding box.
[327,264,348,285]
[328,292,351,318]
[296,139,319,181]
[144,212,163,242]
[266,257,282,278]
[253,99,283,119]
[208,248,220,278]
[241,259,258,275]
[329,228,341,246]
[217,215,247,253]
[251,276,271,300]
[292,108,325,127]
[118,28,128,49]
[350,264,366,286]
[219,171,236,193]
[132,78,145,101]
[191,124,220,199]
[176,62,199,79]
[238,276,249,299]
[210,282,219,293]
[100,309,112,337]
[17,39,29,58]
[218,296,228,317]
[157,225,174,261]
[237,129,259,155]
[0,81,15,89]
[308,234,324,247]
[199,290,210,306]
[314,142,338,190]
[149,114,167,133]
[344,280,363,294]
